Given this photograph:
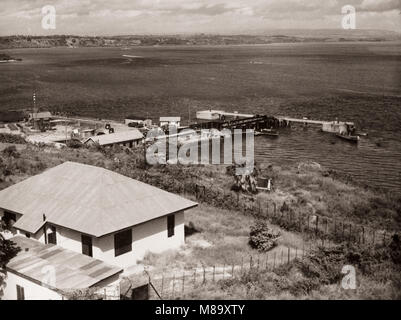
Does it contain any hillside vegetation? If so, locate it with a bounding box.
[0,136,400,299]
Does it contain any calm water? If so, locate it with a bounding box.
[1,43,400,193]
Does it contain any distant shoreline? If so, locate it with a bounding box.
[1,39,400,51]
[1,32,400,50]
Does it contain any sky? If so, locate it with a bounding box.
[0,0,400,36]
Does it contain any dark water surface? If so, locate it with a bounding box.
[1,43,400,193]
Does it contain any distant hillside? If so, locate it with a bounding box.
[1,30,400,49]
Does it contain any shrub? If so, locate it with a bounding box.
[2,145,20,158]
[248,220,280,252]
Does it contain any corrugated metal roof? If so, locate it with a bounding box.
[7,236,123,291]
[0,161,197,237]
[85,129,143,146]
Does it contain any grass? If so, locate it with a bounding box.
[0,136,400,299]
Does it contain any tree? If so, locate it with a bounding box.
[0,221,20,298]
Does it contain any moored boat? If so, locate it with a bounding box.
[256,128,279,137]
[335,133,360,143]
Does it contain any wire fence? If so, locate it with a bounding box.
[180,182,395,248]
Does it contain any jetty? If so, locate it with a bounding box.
[192,110,355,135]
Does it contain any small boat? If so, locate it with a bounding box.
[256,128,279,137]
[336,133,360,143]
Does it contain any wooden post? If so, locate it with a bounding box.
[257,255,260,271]
[373,230,376,246]
[182,272,185,296]
[334,220,337,237]
[193,269,196,285]
[287,247,290,263]
[203,266,206,284]
[295,247,298,259]
[273,252,276,268]
[273,202,277,217]
[315,216,319,236]
[383,232,386,246]
[325,218,328,235]
[232,264,234,278]
[250,256,253,270]
[223,264,225,280]
[307,215,310,231]
[172,274,175,299]
[265,254,268,270]
[241,257,244,273]
[342,222,345,240]
[213,266,215,282]
[161,273,164,296]
[281,249,283,265]
[348,224,352,243]
[362,227,365,244]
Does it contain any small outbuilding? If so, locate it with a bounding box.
[84,129,144,148]
[159,117,181,128]
[2,235,123,300]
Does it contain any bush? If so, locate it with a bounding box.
[2,145,20,158]
[0,133,26,144]
[248,220,280,252]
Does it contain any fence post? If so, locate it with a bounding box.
[172,274,175,299]
[182,272,185,297]
[287,247,290,263]
[265,254,268,270]
[273,252,276,268]
[281,249,284,265]
[342,222,345,240]
[257,255,260,271]
[250,256,253,270]
[373,230,376,246]
[315,216,319,236]
[203,266,206,284]
[232,264,235,278]
[348,224,352,243]
[223,264,225,280]
[307,215,310,231]
[295,247,298,259]
[193,269,196,286]
[334,220,337,237]
[362,227,365,245]
[161,273,164,297]
[241,257,244,273]
[213,266,215,282]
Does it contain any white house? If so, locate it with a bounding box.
[2,235,123,300]
[0,161,198,270]
[125,115,152,127]
[84,129,144,148]
[159,117,181,128]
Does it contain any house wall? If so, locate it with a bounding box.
[95,211,185,268]
[2,271,63,300]
[15,211,185,269]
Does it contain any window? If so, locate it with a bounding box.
[16,285,25,300]
[114,229,132,257]
[167,215,175,238]
[25,233,30,238]
[48,226,57,245]
[2,211,16,229]
[82,235,93,257]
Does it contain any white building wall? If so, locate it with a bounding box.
[2,271,63,300]
[95,211,185,268]
[14,212,185,269]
